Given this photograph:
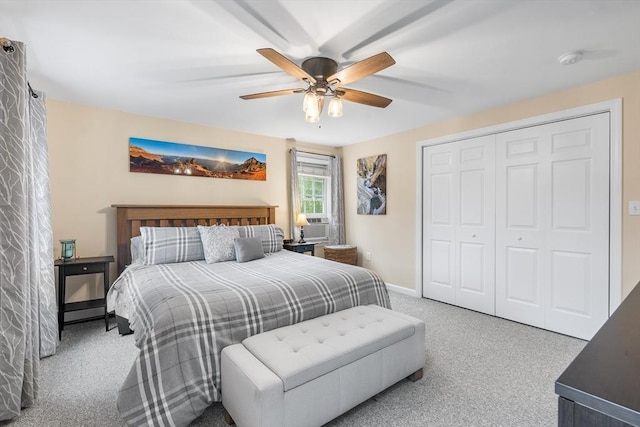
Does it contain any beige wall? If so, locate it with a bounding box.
[47,101,336,301]
[48,71,639,302]
[343,71,640,299]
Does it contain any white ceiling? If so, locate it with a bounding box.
[1,0,639,146]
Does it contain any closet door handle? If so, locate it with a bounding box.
[516,236,522,241]
[471,234,476,238]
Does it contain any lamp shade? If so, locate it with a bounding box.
[295,213,309,227]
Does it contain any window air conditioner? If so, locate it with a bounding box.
[305,218,329,242]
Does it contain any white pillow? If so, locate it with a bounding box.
[130,236,143,264]
[197,225,240,263]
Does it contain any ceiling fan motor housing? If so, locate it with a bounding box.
[302,57,338,90]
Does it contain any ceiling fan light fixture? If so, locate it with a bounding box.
[328,96,343,118]
[302,91,315,112]
[241,48,396,122]
[305,94,320,122]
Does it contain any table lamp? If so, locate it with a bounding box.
[295,213,309,243]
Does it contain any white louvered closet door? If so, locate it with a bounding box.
[495,113,610,340]
[423,136,496,315]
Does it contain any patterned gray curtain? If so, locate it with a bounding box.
[329,155,345,245]
[289,148,301,240]
[0,39,58,421]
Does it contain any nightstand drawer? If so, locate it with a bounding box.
[61,262,106,276]
[283,242,315,255]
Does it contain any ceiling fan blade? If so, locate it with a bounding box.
[240,88,305,100]
[338,88,393,108]
[327,52,395,86]
[257,48,317,85]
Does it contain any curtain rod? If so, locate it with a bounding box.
[289,149,336,158]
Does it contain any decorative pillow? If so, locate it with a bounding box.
[130,236,143,264]
[141,227,205,265]
[234,237,265,263]
[236,224,285,253]
[197,225,240,263]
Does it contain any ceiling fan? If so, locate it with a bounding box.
[240,48,396,122]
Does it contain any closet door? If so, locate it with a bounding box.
[495,113,610,339]
[423,136,495,315]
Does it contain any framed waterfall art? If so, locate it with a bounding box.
[128,137,266,181]
[357,154,386,215]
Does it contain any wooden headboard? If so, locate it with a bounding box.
[112,204,277,274]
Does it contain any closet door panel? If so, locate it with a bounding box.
[544,114,609,340]
[496,129,546,327]
[455,137,495,315]
[423,145,457,304]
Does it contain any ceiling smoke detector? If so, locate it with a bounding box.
[558,51,584,65]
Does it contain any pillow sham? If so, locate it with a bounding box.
[130,236,143,264]
[233,237,265,263]
[197,225,240,263]
[140,227,205,265]
[236,224,285,253]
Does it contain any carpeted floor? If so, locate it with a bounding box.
[6,292,585,427]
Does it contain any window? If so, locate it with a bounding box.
[297,153,331,243]
[299,175,327,217]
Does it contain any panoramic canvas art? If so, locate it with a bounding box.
[357,154,387,215]
[129,137,266,181]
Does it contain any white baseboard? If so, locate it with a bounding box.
[385,282,420,297]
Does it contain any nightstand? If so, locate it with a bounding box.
[283,242,315,256]
[54,256,114,340]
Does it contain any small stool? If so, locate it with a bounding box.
[323,245,357,265]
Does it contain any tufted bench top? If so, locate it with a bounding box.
[242,304,416,391]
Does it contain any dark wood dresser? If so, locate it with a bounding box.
[555,281,640,427]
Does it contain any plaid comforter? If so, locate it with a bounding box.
[108,250,390,426]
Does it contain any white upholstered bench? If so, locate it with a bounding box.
[221,304,425,427]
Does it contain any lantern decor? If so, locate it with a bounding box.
[59,239,77,261]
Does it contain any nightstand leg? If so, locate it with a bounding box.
[104,266,110,332]
[57,267,65,340]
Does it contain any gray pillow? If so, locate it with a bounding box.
[235,224,285,253]
[234,237,265,263]
[140,227,205,265]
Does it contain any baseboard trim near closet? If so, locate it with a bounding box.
[386,282,420,297]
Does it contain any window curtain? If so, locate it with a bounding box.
[328,155,345,245]
[289,148,301,241]
[0,39,58,421]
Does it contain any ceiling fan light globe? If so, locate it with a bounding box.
[302,92,315,112]
[328,97,343,118]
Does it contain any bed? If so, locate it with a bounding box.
[107,205,391,427]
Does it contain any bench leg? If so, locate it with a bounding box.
[223,407,235,425]
[407,368,423,382]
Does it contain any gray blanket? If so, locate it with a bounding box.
[108,250,390,426]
